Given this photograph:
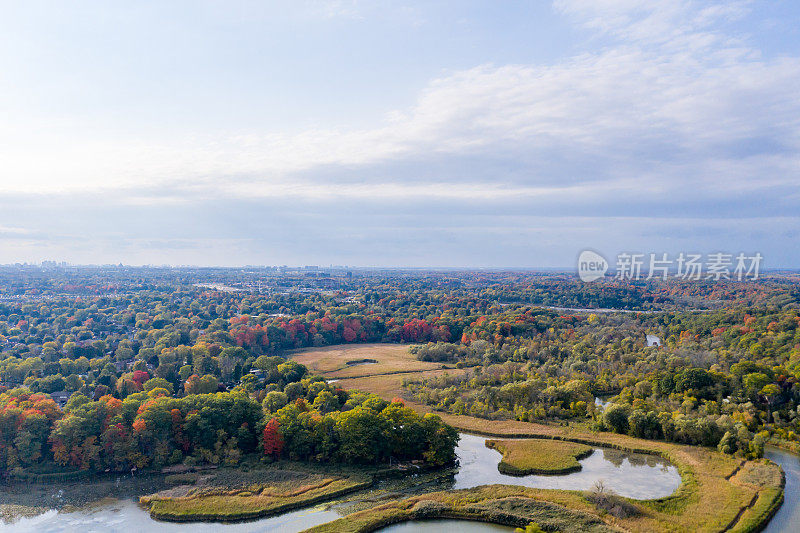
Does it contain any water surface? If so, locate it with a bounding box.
[646,334,661,346]
[762,446,800,533]
[2,433,682,532]
[594,396,610,409]
[454,434,681,499]
[4,500,339,533]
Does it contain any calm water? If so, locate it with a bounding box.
[454,434,681,499]
[378,519,512,532]
[3,500,340,533]
[594,396,610,409]
[646,334,661,346]
[762,446,800,533]
[2,432,683,532]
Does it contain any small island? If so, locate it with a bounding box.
[485,439,593,475]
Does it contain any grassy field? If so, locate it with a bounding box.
[305,485,618,533]
[310,344,785,533]
[486,439,593,475]
[289,343,452,379]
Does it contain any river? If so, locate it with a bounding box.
[454,434,680,499]
[3,500,341,533]
[0,433,689,532]
[762,446,800,533]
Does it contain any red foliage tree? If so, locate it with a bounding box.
[342,327,357,342]
[262,418,284,458]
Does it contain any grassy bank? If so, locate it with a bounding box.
[485,438,593,475]
[301,444,783,533]
[305,485,617,533]
[320,348,785,533]
[143,472,371,522]
[9,464,91,483]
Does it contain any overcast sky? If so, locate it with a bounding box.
[1,0,799,267]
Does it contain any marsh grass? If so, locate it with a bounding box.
[318,348,785,533]
[140,460,384,522]
[485,439,592,475]
[304,486,617,533]
[144,475,370,522]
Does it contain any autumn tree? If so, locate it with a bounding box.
[262,418,284,457]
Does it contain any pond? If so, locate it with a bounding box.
[646,334,661,347]
[377,519,513,532]
[1,433,682,532]
[344,359,378,367]
[454,434,681,499]
[762,446,800,533]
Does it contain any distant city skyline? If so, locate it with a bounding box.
[1,1,799,267]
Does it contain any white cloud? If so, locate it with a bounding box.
[0,0,798,210]
[553,0,752,48]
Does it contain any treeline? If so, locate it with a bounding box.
[0,359,458,475]
[598,403,766,458]
[404,306,800,457]
[405,365,595,421]
[265,393,458,466]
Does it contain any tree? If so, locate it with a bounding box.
[420,413,459,465]
[312,390,339,414]
[263,391,288,413]
[516,524,545,533]
[178,365,193,383]
[335,407,389,464]
[184,374,219,395]
[743,373,771,399]
[603,404,630,433]
[759,384,781,422]
[717,431,737,455]
[262,418,284,458]
[115,345,134,362]
[143,377,174,394]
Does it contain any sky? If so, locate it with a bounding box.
[1,0,799,268]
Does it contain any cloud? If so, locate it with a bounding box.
[552,0,752,47]
[4,2,798,202]
[0,1,798,266]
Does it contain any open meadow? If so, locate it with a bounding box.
[289,343,454,379]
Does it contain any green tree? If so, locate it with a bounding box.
[603,404,630,433]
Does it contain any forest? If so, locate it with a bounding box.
[0,363,457,475]
[0,265,798,476]
[404,306,800,458]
